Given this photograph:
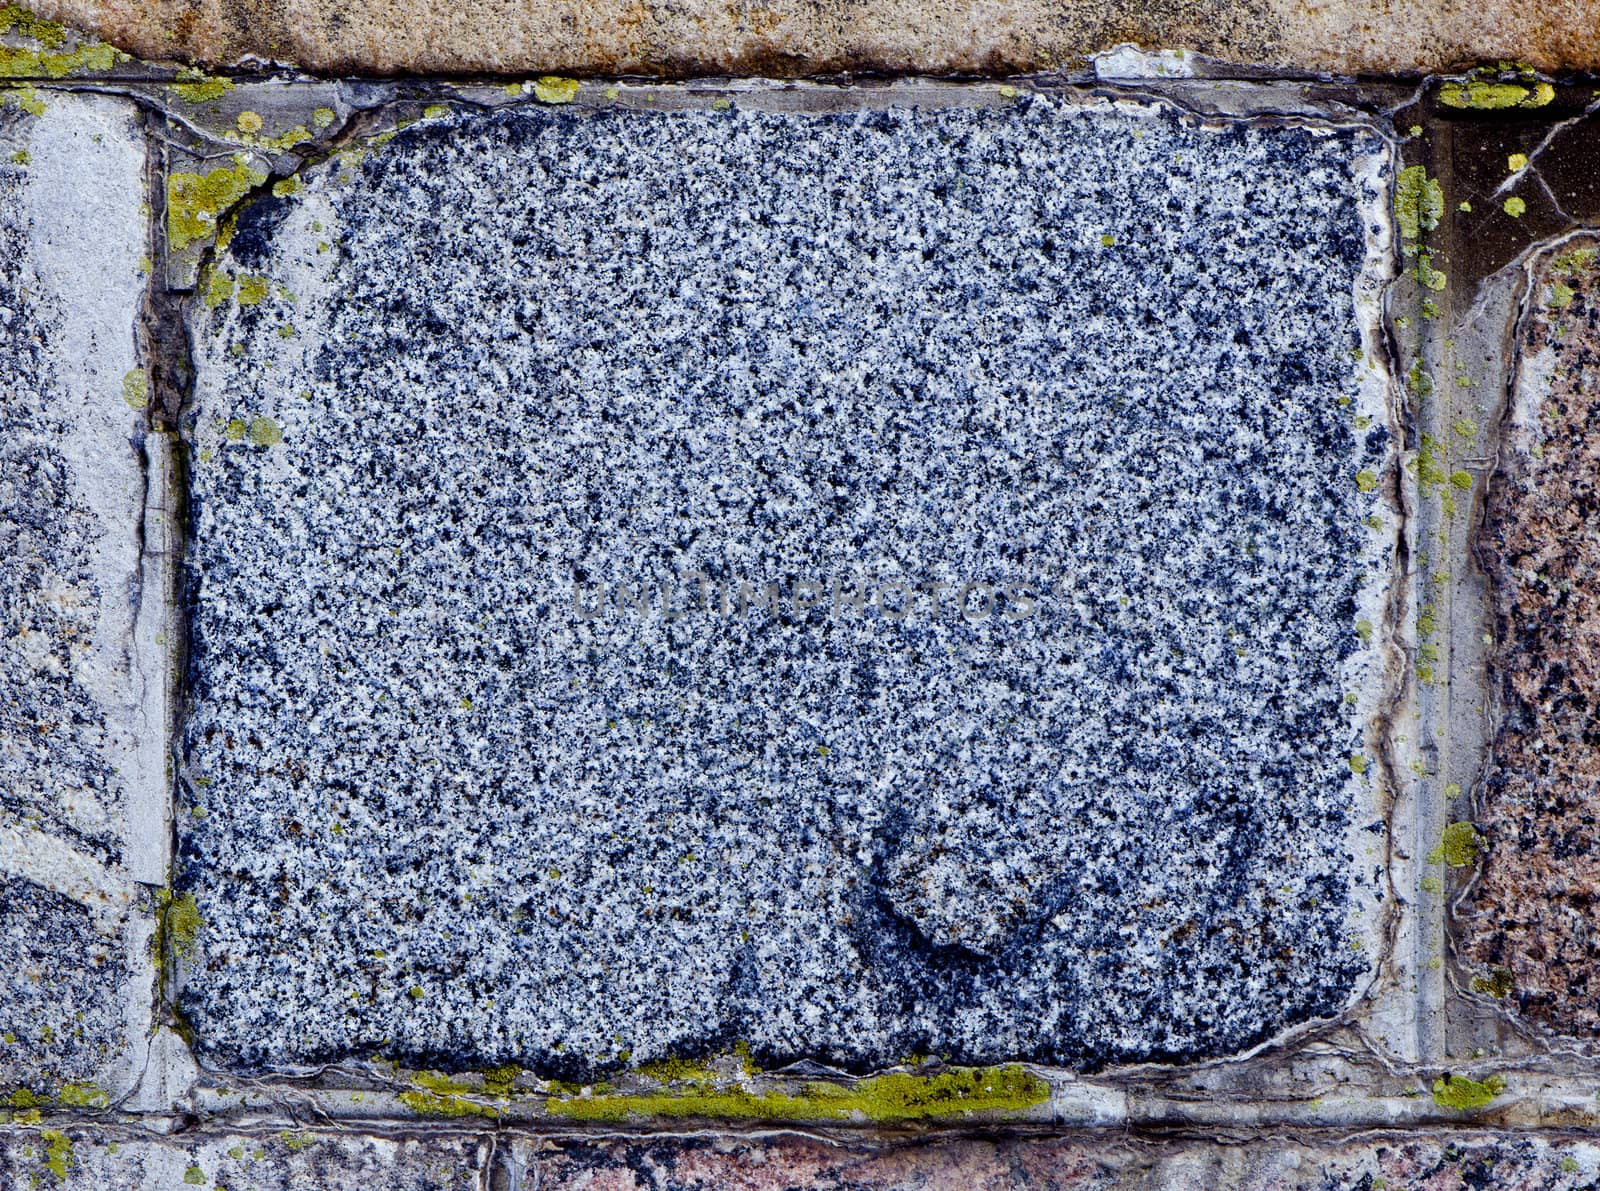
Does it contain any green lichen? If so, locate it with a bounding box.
[168,157,267,252]
[1431,1072,1505,1110]
[545,1063,1048,1123]
[272,176,301,197]
[1428,821,1483,867]
[533,76,580,104]
[399,1072,501,1119]
[247,416,282,446]
[1420,874,1443,894]
[1449,469,1473,490]
[1551,281,1575,308]
[1439,79,1552,109]
[159,890,202,957]
[1553,247,1597,274]
[204,272,234,309]
[0,40,123,79]
[41,1129,71,1180]
[1355,469,1378,492]
[6,1089,45,1108]
[57,1082,107,1109]
[236,274,270,306]
[1416,253,1447,291]
[1395,165,1443,242]
[1471,966,1514,998]
[170,68,232,104]
[1355,619,1374,644]
[0,5,65,46]
[1349,754,1369,775]
[121,369,148,410]
[183,1164,206,1184]
[312,106,336,129]
[4,82,44,114]
[7,147,26,165]
[1504,196,1527,218]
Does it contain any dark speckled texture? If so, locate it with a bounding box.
[178,97,1392,1075]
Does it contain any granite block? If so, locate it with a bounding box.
[0,91,156,1093]
[0,1127,482,1189]
[27,0,1600,78]
[1461,238,1600,1033]
[178,95,1395,1075]
[516,1132,1600,1189]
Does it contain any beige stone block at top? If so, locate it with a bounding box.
[26,0,1600,75]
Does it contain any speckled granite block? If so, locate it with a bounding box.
[0,1128,482,1190]
[2,1128,1595,1190]
[511,1133,1600,1189]
[1462,239,1600,1032]
[178,95,1395,1075]
[0,93,155,1094]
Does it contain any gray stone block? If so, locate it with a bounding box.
[0,91,158,1095]
[178,95,1395,1075]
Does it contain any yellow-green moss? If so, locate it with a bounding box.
[57,1082,107,1109]
[399,1072,501,1119]
[1471,966,1514,998]
[0,40,123,79]
[4,81,44,115]
[41,1128,72,1179]
[171,69,232,104]
[1440,80,1552,110]
[546,1064,1047,1123]
[168,158,266,252]
[121,368,148,410]
[1428,821,1482,867]
[533,76,580,104]
[1395,165,1443,242]
[1431,1072,1504,1110]
[204,272,235,309]
[159,890,202,957]
[247,416,282,446]
[0,5,65,46]
[236,274,270,306]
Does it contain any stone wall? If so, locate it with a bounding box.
[3,4,1600,1187]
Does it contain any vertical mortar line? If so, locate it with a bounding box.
[1409,111,1451,1068]
[129,99,198,1107]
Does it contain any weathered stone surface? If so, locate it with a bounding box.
[1462,239,1600,1034]
[177,95,1393,1075]
[0,91,156,1094]
[25,0,1600,76]
[514,1132,1600,1189]
[0,1127,482,1189]
[5,1126,1600,1189]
